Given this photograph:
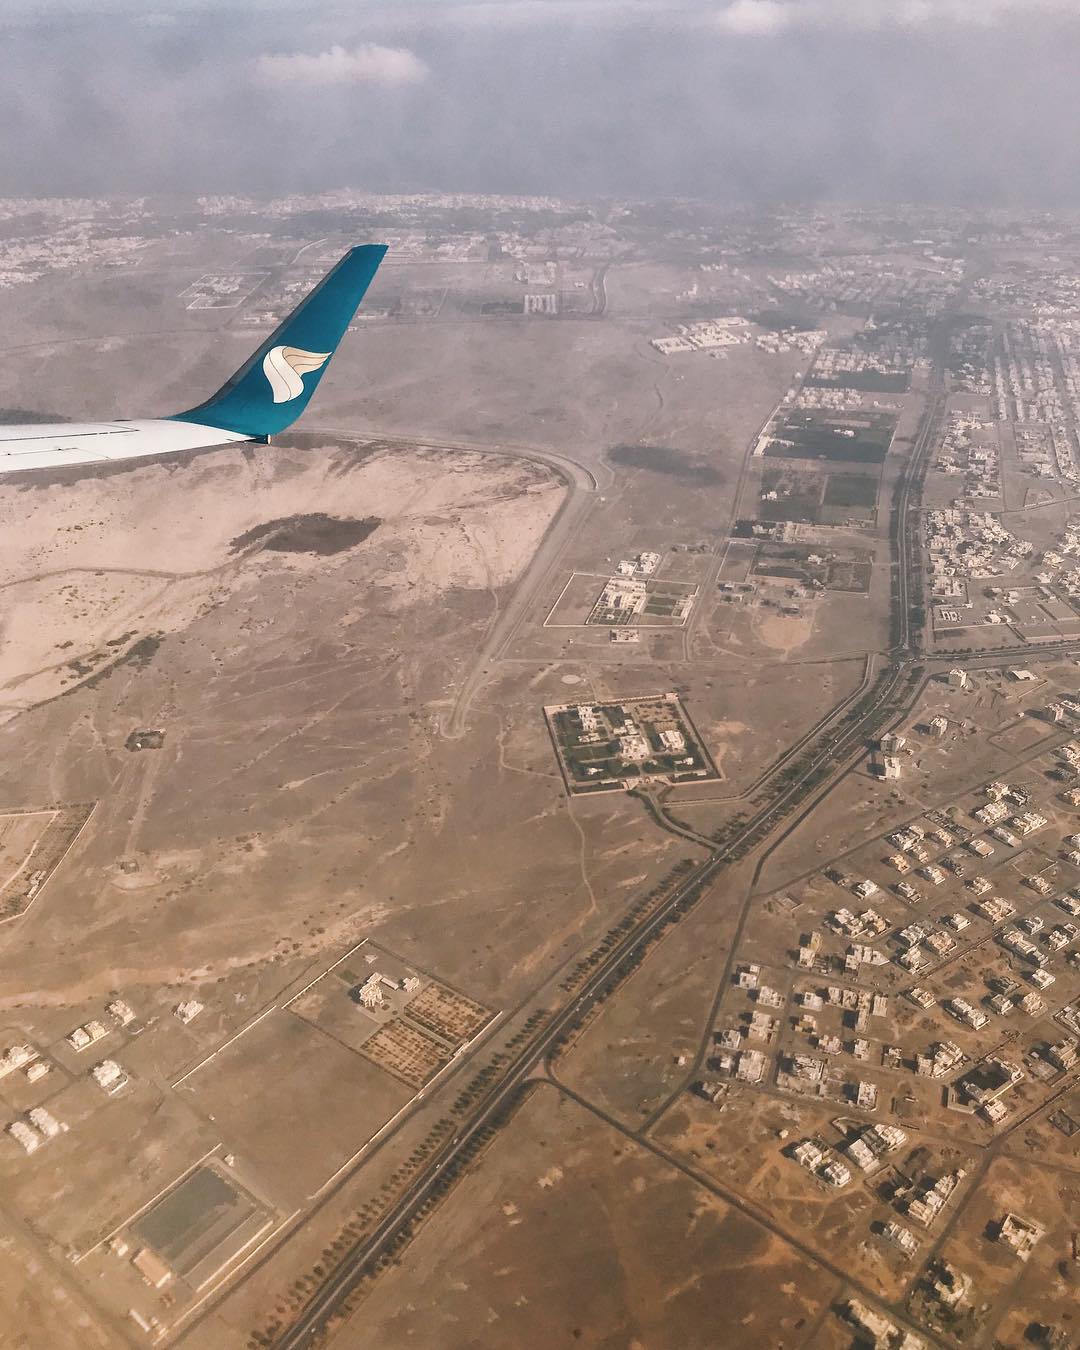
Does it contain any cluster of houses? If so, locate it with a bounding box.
[932,411,1000,498]
[650,316,750,356]
[926,507,1033,603]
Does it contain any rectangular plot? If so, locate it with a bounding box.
[717,541,758,584]
[133,1165,268,1286]
[0,811,56,888]
[764,439,890,465]
[823,472,880,509]
[0,803,95,921]
[765,411,897,464]
[184,1013,409,1206]
[825,560,873,593]
[358,1018,450,1088]
[180,272,267,310]
[757,492,821,523]
[546,693,719,795]
[406,983,492,1043]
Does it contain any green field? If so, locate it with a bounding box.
[758,466,825,523]
[806,369,909,393]
[764,411,897,465]
[823,473,879,508]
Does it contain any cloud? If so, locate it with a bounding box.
[716,0,1075,35]
[716,0,791,34]
[253,43,429,88]
[1,2,1079,205]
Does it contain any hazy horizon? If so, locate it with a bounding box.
[2,0,1079,206]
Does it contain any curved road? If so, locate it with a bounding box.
[305,427,602,740]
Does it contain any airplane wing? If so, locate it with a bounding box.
[0,419,253,476]
[0,243,387,477]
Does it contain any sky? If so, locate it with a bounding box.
[1,0,1079,205]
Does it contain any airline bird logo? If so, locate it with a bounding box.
[262,345,331,403]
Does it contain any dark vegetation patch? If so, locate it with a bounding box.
[126,729,165,752]
[826,559,874,592]
[752,544,873,594]
[751,309,817,332]
[62,633,163,697]
[764,411,897,465]
[758,466,824,523]
[823,473,880,509]
[0,409,64,424]
[125,635,163,667]
[758,495,819,524]
[608,444,721,485]
[230,513,381,557]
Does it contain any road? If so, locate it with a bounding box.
[661,650,877,809]
[270,642,940,1348]
[542,1077,934,1345]
[440,459,594,740]
[272,323,1080,1344]
[274,647,1080,1346]
[303,427,602,740]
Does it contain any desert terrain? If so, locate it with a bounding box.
[2,197,1077,1350]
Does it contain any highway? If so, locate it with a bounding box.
[269,643,939,1348]
[272,634,1080,1346]
[271,324,1080,1345]
[894,388,942,654]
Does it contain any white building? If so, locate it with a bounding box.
[28,1107,63,1138]
[91,1059,128,1095]
[7,1120,40,1154]
[658,728,686,753]
[618,733,651,763]
[358,974,385,1009]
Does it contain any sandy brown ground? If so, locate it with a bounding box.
[327,1084,833,1350]
[0,440,553,713]
[0,1214,124,1350]
[0,237,916,1348]
[0,435,696,1348]
[554,858,755,1127]
[0,441,694,1008]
